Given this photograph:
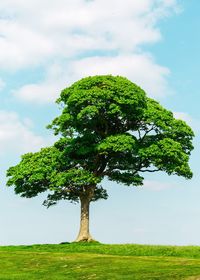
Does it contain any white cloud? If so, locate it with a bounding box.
[173,112,200,133]
[13,64,66,103]
[0,0,178,101]
[0,78,5,91]
[143,180,177,191]
[174,112,193,124]
[0,20,54,69]
[0,0,178,66]
[14,54,170,103]
[14,83,59,104]
[0,111,48,156]
[0,1,164,69]
[69,54,170,98]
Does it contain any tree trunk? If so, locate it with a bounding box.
[75,195,94,242]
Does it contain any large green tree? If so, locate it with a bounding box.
[6,75,194,242]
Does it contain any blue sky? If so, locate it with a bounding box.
[0,0,200,245]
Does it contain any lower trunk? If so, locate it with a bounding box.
[75,195,94,242]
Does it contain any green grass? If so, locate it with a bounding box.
[1,243,200,279]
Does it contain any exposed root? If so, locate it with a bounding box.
[74,235,96,242]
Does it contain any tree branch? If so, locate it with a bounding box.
[93,155,108,176]
[138,124,155,142]
[140,169,161,173]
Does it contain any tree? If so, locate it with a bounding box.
[6,75,194,242]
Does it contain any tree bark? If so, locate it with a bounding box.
[75,194,94,242]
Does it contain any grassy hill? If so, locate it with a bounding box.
[1,243,200,279]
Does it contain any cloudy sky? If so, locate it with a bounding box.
[0,0,200,245]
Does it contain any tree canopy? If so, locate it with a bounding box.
[6,75,194,241]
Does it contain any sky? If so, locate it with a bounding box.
[0,0,200,245]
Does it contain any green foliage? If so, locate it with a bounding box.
[7,75,194,207]
[98,134,136,153]
[49,75,147,136]
[7,144,105,207]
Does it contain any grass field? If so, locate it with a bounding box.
[1,243,200,279]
